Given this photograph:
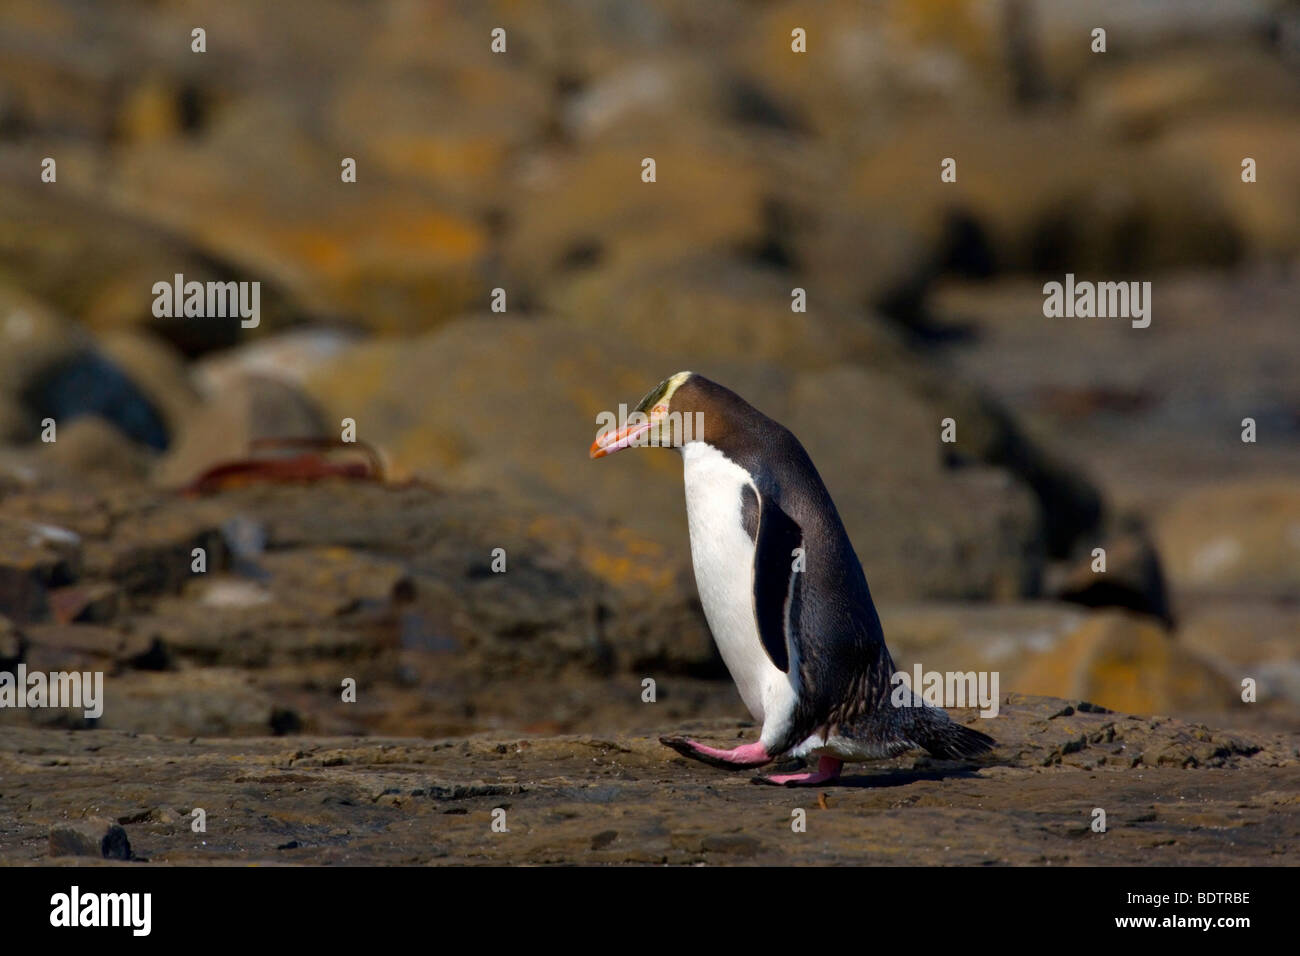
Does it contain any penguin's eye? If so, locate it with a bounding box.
[651,403,669,418]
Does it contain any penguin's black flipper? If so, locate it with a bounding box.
[751,492,802,674]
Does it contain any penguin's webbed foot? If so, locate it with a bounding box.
[753,756,844,787]
[659,735,771,770]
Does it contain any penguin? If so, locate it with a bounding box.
[590,371,994,786]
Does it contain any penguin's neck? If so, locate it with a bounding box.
[680,441,751,503]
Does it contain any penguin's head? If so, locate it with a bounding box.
[589,370,696,458]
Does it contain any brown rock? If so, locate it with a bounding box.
[98,668,280,737]
[1017,611,1236,716]
[40,417,155,482]
[48,817,132,860]
[0,519,81,622]
[154,375,330,489]
[81,499,228,596]
[0,614,21,665]
[23,623,153,666]
[1180,601,1300,710]
[192,328,358,396]
[0,285,91,407]
[0,179,299,355]
[1146,116,1300,261]
[882,601,1091,680]
[838,113,1239,288]
[500,140,766,296]
[48,582,121,624]
[1153,479,1300,600]
[1031,0,1277,90]
[1079,51,1300,140]
[1048,529,1172,625]
[108,101,488,334]
[328,60,548,203]
[1,695,1293,865]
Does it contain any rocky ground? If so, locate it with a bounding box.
[3,695,1296,865]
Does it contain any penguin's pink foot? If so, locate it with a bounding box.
[755,756,844,786]
[660,735,771,769]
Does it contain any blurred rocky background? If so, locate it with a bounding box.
[1,0,1297,740]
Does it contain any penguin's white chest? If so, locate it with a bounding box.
[680,443,788,724]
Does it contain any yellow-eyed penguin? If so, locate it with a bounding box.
[589,372,994,785]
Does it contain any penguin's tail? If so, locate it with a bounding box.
[910,707,995,760]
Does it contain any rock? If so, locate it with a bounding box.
[39,417,156,481]
[0,178,302,355]
[98,668,280,737]
[81,498,228,596]
[0,286,183,453]
[1031,0,1277,89]
[25,355,170,452]
[108,99,488,334]
[1,695,1293,865]
[837,113,1241,292]
[48,817,132,860]
[560,59,691,142]
[0,518,81,622]
[192,328,359,395]
[1146,115,1300,261]
[147,482,711,671]
[882,601,1091,676]
[0,0,218,144]
[1017,611,1237,716]
[0,489,112,540]
[1048,528,1172,625]
[1180,601,1300,710]
[327,58,548,203]
[0,285,89,405]
[23,623,155,669]
[878,600,1249,719]
[544,255,906,372]
[48,582,121,624]
[1078,50,1300,140]
[97,330,203,440]
[0,614,22,666]
[737,1,996,139]
[154,375,330,489]
[257,548,410,615]
[116,75,188,143]
[931,270,1300,528]
[1153,479,1300,600]
[500,140,766,298]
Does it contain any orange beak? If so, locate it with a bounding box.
[589,420,653,459]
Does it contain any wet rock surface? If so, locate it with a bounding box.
[1,695,1295,865]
